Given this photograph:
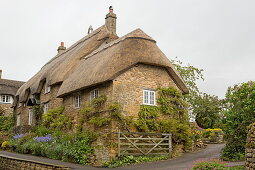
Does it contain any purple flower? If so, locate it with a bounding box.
[13,134,24,140]
[33,134,52,142]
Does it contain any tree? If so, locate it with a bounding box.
[221,81,255,161]
[171,58,204,95]
[193,93,222,129]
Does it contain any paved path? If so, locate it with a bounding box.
[0,144,244,170]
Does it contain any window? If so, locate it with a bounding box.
[28,109,33,125]
[143,90,156,105]
[90,89,99,101]
[44,84,51,94]
[44,102,49,113]
[74,95,81,108]
[0,95,12,103]
[17,114,21,126]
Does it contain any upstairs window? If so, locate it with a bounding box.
[44,84,51,94]
[143,90,156,105]
[0,95,12,103]
[90,89,99,101]
[28,109,33,125]
[44,102,49,113]
[74,95,81,108]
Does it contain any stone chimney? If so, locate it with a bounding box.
[57,42,66,54]
[105,6,117,35]
[0,70,2,79]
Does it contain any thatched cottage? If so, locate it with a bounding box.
[0,70,24,116]
[13,7,188,163]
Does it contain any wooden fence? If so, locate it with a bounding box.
[116,132,172,156]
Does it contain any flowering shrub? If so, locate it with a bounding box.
[13,134,24,140]
[203,128,223,142]
[33,134,52,142]
[192,159,226,170]
[1,141,9,149]
[8,130,96,165]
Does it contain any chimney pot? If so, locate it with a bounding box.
[57,42,66,54]
[105,6,117,35]
[0,70,2,79]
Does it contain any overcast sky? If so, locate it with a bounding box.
[0,0,254,98]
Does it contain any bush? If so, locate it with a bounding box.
[1,141,9,149]
[192,160,226,170]
[203,128,223,142]
[103,155,169,168]
[0,116,14,132]
[221,81,255,161]
[7,130,95,165]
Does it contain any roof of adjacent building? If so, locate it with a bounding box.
[0,79,25,96]
[16,12,188,103]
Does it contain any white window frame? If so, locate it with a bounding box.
[44,102,49,113]
[17,114,21,126]
[74,95,81,108]
[143,90,156,106]
[28,109,33,125]
[44,84,51,94]
[90,89,99,101]
[0,95,12,104]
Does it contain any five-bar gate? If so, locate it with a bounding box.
[117,132,172,156]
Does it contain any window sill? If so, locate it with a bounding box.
[142,103,157,106]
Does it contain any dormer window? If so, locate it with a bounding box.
[90,89,99,101]
[44,84,51,94]
[0,95,13,104]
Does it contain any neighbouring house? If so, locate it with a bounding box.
[13,7,189,164]
[0,70,25,116]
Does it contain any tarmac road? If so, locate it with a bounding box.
[0,144,244,170]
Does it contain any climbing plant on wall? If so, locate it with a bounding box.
[134,87,192,149]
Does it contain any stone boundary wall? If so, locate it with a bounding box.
[0,154,70,170]
[246,123,255,170]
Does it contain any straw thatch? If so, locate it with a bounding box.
[0,79,24,96]
[16,25,188,103]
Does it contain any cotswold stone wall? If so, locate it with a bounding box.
[246,123,255,170]
[112,64,180,118]
[0,154,70,170]
[0,103,13,116]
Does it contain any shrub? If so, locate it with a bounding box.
[7,130,95,165]
[103,155,169,168]
[42,107,71,130]
[1,141,9,149]
[0,116,14,132]
[203,128,223,142]
[221,81,255,161]
[192,160,226,170]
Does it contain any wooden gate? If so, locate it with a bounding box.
[116,132,172,156]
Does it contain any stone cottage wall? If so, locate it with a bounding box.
[63,81,113,130]
[112,64,180,118]
[246,122,255,170]
[0,103,13,116]
[40,83,63,110]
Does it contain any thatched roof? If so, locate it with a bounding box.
[0,79,24,96]
[16,25,188,103]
